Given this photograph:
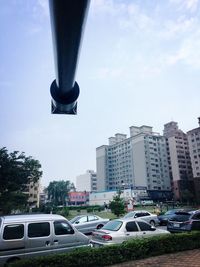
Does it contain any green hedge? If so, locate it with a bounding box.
[9,232,200,267]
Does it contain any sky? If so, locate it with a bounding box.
[1,0,200,187]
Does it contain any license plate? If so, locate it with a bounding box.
[174,223,179,227]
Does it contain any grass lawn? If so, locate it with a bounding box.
[66,209,117,220]
[65,204,194,220]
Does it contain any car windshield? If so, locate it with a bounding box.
[165,210,177,215]
[124,212,135,219]
[102,220,123,231]
[70,216,82,224]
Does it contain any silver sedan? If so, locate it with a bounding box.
[90,218,170,247]
[70,214,110,234]
[123,210,159,226]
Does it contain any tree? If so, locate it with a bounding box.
[0,147,42,214]
[46,180,74,206]
[109,190,126,217]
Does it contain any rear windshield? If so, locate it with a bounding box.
[165,210,177,215]
[102,220,123,231]
[124,212,135,219]
[170,214,190,222]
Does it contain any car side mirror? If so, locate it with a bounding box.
[151,226,156,231]
[75,221,79,224]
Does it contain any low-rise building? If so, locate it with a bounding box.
[89,188,149,206]
[68,191,89,206]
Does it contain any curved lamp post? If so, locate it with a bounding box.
[49,0,90,114]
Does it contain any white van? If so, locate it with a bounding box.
[0,214,90,266]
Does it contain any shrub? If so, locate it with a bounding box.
[86,208,93,213]
[57,207,70,217]
[9,232,200,267]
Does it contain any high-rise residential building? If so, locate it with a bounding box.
[76,170,97,192]
[187,118,200,203]
[163,121,193,201]
[23,179,40,208]
[96,125,171,201]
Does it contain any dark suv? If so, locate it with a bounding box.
[167,210,200,233]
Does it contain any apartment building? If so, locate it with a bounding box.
[76,170,97,192]
[187,118,200,202]
[23,179,40,208]
[96,125,171,201]
[163,121,193,201]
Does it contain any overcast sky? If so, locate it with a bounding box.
[1,0,200,187]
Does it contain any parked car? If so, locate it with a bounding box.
[123,210,159,226]
[70,214,109,234]
[0,213,90,267]
[167,210,200,233]
[158,209,183,226]
[90,218,170,247]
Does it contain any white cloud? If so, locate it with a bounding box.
[169,0,199,12]
[160,16,195,40]
[165,29,200,68]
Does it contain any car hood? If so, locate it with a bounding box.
[158,215,166,219]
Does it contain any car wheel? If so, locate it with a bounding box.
[96,224,103,229]
[150,220,155,226]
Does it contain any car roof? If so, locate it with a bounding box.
[173,209,196,215]
[127,210,150,214]
[114,217,150,223]
[72,214,100,218]
[0,213,66,223]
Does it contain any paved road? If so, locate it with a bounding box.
[108,249,200,267]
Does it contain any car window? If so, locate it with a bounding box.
[142,212,150,217]
[70,216,81,224]
[137,221,152,231]
[135,213,143,218]
[54,221,74,235]
[88,215,98,222]
[102,220,122,231]
[126,221,138,232]
[3,224,24,240]
[28,222,50,238]
[78,216,88,223]
[192,213,200,220]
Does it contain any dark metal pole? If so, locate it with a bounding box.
[49,0,90,114]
